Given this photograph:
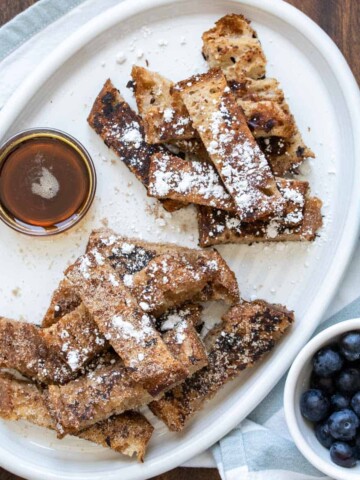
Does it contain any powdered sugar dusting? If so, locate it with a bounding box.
[149,152,234,210]
[119,122,143,148]
[111,312,154,346]
[66,350,80,371]
[163,108,174,123]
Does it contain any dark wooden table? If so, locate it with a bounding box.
[0,0,359,479]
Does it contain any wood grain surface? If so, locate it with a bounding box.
[0,0,358,479]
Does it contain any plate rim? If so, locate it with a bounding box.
[0,0,360,479]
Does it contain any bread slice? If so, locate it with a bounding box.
[0,317,75,385]
[202,14,267,80]
[197,197,322,247]
[87,79,184,212]
[45,359,155,436]
[177,69,285,222]
[88,79,158,187]
[87,229,240,306]
[149,300,293,431]
[202,15,315,175]
[228,75,285,103]
[147,151,235,211]
[40,303,107,372]
[132,65,197,143]
[65,251,188,396]
[0,372,153,461]
[232,78,295,138]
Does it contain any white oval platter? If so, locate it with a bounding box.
[0,0,359,479]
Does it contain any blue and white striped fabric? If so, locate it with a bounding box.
[1,2,359,478]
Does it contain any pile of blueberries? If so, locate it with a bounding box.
[300,331,360,468]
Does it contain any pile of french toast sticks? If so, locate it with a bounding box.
[0,15,321,462]
[88,14,322,247]
[0,228,294,461]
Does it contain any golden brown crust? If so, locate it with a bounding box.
[150,300,293,431]
[202,14,267,80]
[177,69,284,222]
[44,231,239,364]
[132,65,197,143]
[227,75,295,140]
[241,100,295,139]
[39,232,237,387]
[132,65,297,158]
[197,196,322,247]
[0,372,153,461]
[79,411,153,462]
[129,62,310,175]
[45,360,153,436]
[203,249,240,304]
[0,317,75,385]
[40,303,107,372]
[0,372,53,428]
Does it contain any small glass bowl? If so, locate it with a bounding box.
[0,128,96,236]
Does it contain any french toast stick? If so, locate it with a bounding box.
[0,372,153,460]
[176,69,284,222]
[150,300,293,430]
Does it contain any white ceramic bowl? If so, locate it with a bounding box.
[284,318,360,480]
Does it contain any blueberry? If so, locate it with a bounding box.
[315,421,333,449]
[310,373,336,395]
[330,442,357,468]
[340,331,360,362]
[351,392,360,416]
[300,389,330,422]
[330,393,350,411]
[336,368,360,394]
[328,409,359,441]
[313,347,343,377]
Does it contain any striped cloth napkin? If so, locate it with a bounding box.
[1,1,359,478]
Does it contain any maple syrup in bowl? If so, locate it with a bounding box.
[0,129,96,236]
